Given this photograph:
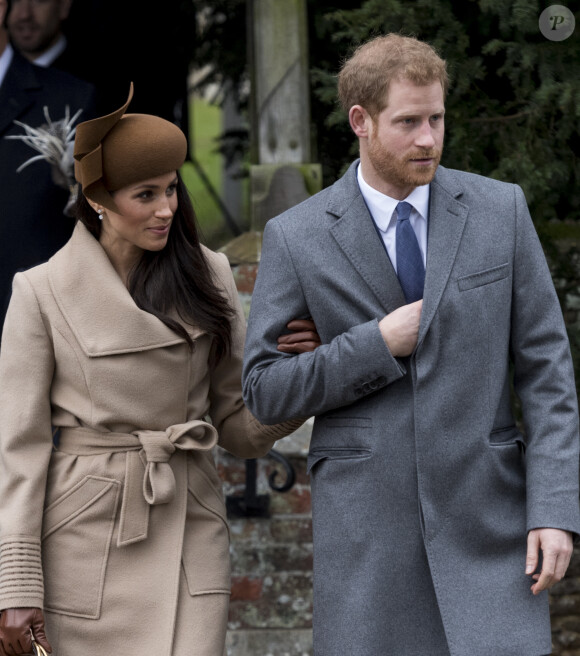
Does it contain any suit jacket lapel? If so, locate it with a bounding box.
[48,223,189,357]
[417,167,468,347]
[329,162,406,313]
[0,51,38,136]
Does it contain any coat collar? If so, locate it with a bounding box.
[48,222,188,357]
[328,161,406,313]
[417,166,468,347]
[326,161,469,343]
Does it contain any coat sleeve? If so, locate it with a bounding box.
[510,185,580,536]
[242,218,405,425]
[0,273,55,610]
[207,253,303,459]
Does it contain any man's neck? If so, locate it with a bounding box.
[32,34,67,67]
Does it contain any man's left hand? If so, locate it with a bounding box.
[526,528,574,595]
[277,319,321,354]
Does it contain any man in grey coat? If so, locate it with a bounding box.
[242,34,580,655]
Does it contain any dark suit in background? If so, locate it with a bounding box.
[0,49,96,331]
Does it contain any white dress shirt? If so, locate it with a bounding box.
[0,43,14,90]
[357,164,430,272]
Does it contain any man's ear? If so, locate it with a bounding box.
[349,105,372,139]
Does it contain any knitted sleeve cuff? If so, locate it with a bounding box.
[246,414,307,457]
[0,537,44,610]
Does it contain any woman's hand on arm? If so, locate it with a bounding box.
[0,608,51,656]
[276,319,321,354]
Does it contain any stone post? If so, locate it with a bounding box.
[247,0,322,233]
[249,0,311,166]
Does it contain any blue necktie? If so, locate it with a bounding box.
[395,201,425,303]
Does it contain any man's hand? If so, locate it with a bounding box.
[378,300,423,357]
[277,319,322,354]
[526,528,573,595]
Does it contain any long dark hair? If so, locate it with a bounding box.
[74,174,234,360]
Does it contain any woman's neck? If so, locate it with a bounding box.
[99,235,142,287]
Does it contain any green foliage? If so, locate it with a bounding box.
[191,0,249,109]
[181,98,228,248]
[309,0,579,225]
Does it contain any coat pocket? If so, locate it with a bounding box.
[487,426,527,494]
[182,467,231,597]
[42,476,121,619]
[488,425,525,450]
[307,447,372,475]
[457,262,510,291]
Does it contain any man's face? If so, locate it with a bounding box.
[364,78,445,199]
[8,0,69,58]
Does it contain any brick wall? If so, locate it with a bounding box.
[217,424,314,655]
[551,548,580,655]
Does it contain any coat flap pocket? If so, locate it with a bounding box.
[489,426,525,446]
[43,476,120,539]
[182,489,231,596]
[306,448,371,474]
[458,263,510,291]
[42,477,120,619]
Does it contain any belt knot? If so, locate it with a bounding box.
[134,421,218,506]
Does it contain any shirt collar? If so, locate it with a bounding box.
[357,164,431,232]
[0,43,14,89]
[33,35,67,67]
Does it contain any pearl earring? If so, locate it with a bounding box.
[97,209,104,221]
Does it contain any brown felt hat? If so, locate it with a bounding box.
[74,83,188,212]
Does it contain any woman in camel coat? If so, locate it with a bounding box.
[0,86,316,656]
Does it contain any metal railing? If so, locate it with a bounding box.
[226,449,296,518]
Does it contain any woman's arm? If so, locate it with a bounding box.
[207,255,315,458]
[0,273,55,653]
[0,273,55,611]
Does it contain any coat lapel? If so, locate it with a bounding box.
[417,167,468,347]
[0,51,38,136]
[48,223,189,357]
[329,162,406,313]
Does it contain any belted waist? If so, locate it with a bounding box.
[58,420,219,546]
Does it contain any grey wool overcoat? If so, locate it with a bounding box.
[0,222,301,656]
[242,161,580,656]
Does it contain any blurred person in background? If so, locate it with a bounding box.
[0,0,96,332]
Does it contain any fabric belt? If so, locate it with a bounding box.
[58,420,218,547]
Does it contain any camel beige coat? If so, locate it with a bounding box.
[0,222,299,656]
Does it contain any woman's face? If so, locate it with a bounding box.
[99,171,179,257]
